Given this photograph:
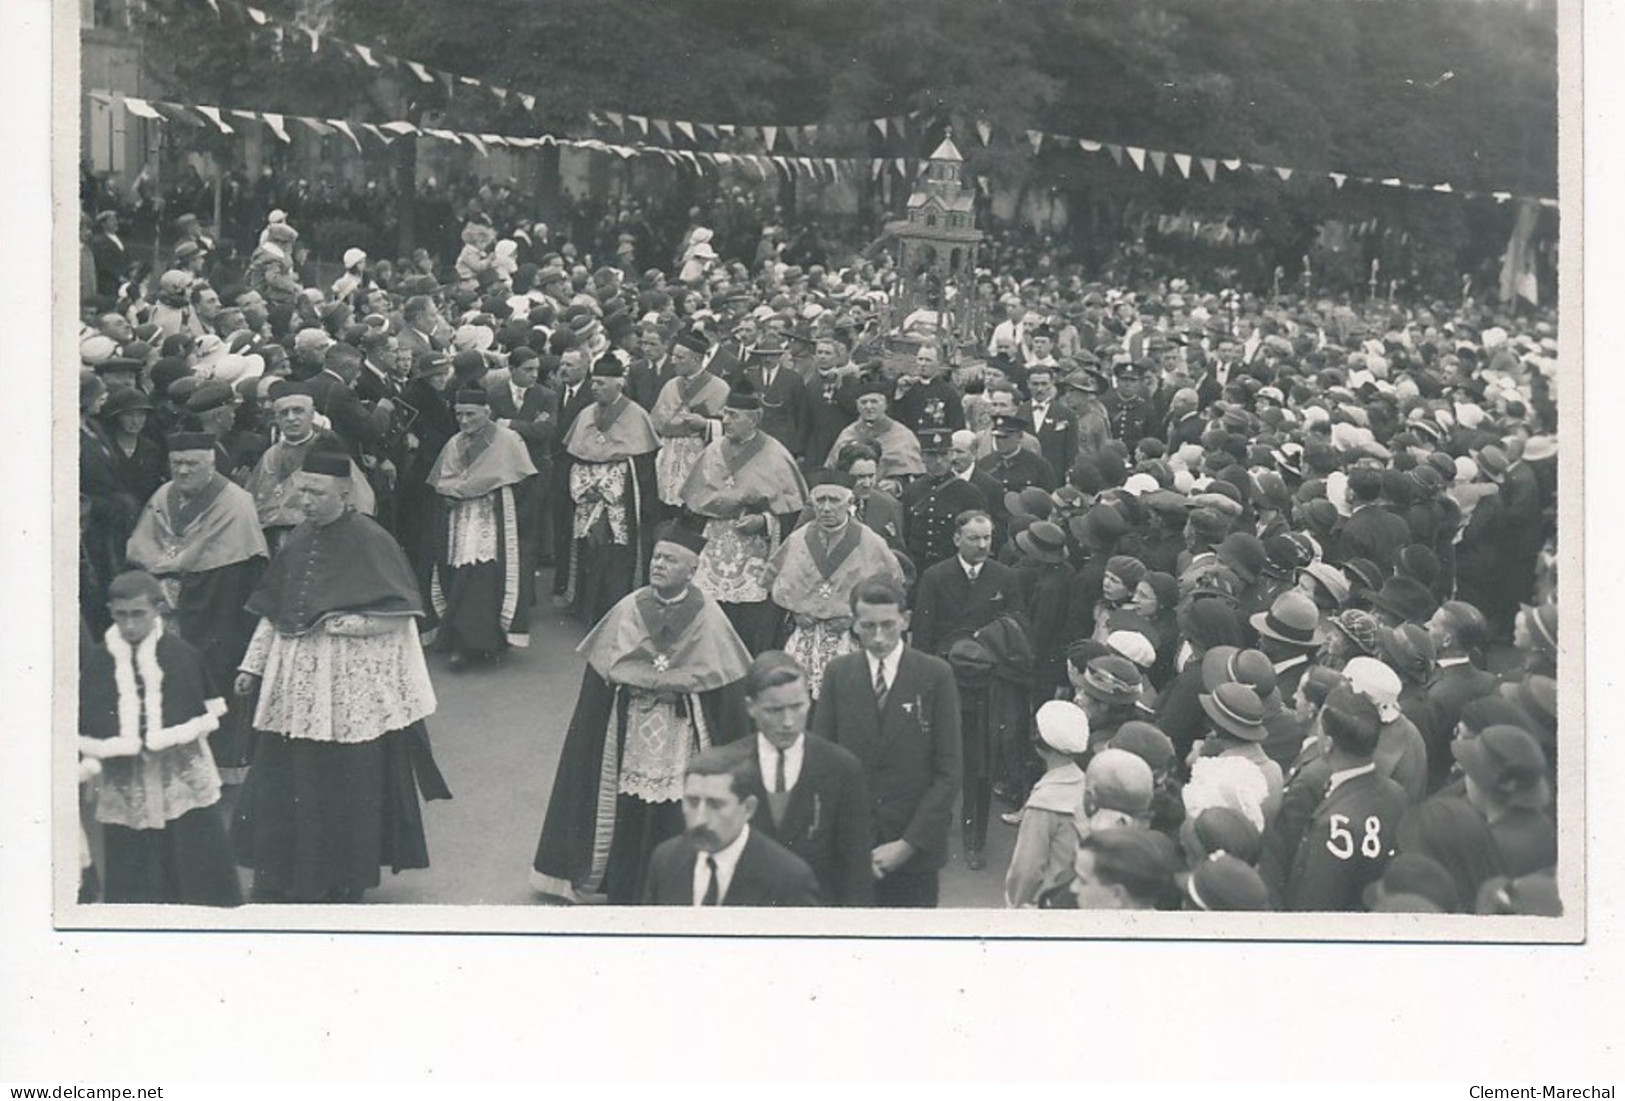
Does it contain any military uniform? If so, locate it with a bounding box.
[975,415,1057,496]
[903,473,986,573]
[1103,388,1158,454]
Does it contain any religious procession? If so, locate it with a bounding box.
[74,0,1563,917]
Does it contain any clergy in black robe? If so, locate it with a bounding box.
[680,381,809,655]
[79,570,241,906]
[125,433,268,784]
[532,524,752,904]
[425,389,538,665]
[231,449,450,903]
[561,361,661,624]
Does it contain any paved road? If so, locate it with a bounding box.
[358,570,1019,909]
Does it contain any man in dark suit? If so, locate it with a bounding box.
[1021,363,1078,480]
[630,325,677,411]
[89,210,127,301]
[1422,600,1499,792]
[744,335,811,462]
[1337,466,1411,571]
[806,335,860,469]
[547,344,598,597]
[641,747,823,907]
[812,574,963,907]
[719,651,874,906]
[302,342,392,463]
[1276,688,1408,911]
[909,510,1022,659]
[907,509,1026,867]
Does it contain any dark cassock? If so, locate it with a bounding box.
[243,420,375,553]
[680,384,809,655]
[425,391,539,662]
[531,524,752,904]
[231,450,450,903]
[78,596,242,906]
[397,356,460,601]
[561,363,661,624]
[765,470,906,699]
[125,433,268,784]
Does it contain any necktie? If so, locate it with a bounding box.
[702,855,720,906]
[874,663,889,711]
[774,748,787,794]
[968,565,980,581]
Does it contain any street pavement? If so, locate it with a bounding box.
[362,570,1019,909]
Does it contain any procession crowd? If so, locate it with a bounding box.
[75,186,1562,915]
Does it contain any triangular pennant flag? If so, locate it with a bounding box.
[1078,138,1102,153]
[804,124,819,142]
[519,93,536,112]
[872,118,888,139]
[762,125,778,151]
[328,119,363,152]
[1105,144,1123,165]
[227,109,256,121]
[380,120,418,135]
[890,116,906,136]
[629,115,649,135]
[490,86,508,106]
[406,60,434,83]
[894,157,908,176]
[422,127,460,144]
[1148,150,1167,175]
[1200,158,1218,182]
[1329,172,1347,189]
[605,111,624,129]
[1221,158,1242,171]
[461,133,490,155]
[1275,166,1293,181]
[354,43,380,67]
[717,124,735,137]
[713,152,733,164]
[1492,191,1512,203]
[1173,153,1192,178]
[1027,130,1044,153]
[798,156,815,175]
[1246,162,1267,174]
[481,133,509,147]
[698,122,717,139]
[260,111,291,142]
[360,123,393,145]
[676,120,696,143]
[1126,146,1146,171]
[299,116,335,138]
[153,102,204,126]
[195,105,234,134]
[1381,177,1403,187]
[1433,182,1453,193]
[977,120,992,146]
[872,159,885,180]
[458,76,481,88]
[245,6,268,24]
[203,0,219,13]
[435,71,454,96]
[652,118,672,143]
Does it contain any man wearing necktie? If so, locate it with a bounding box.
[641,747,822,907]
[813,575,962,907]
[713,652,875,905]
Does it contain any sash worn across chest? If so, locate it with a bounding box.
[675,372,714,411]
[593,397,630,435]
[169,473,227,533]
[720,432,767,479]
[808,522,861,581]
[634,587,704,664]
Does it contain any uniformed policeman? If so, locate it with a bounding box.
[1103,357,1159,454]
[975,413,1057,497]
[901,428,986,572]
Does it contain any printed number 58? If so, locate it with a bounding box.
[1326,814,1384,860]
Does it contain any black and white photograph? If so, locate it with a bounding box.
[52,0,1584,936]
[7,0,1623,1082]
